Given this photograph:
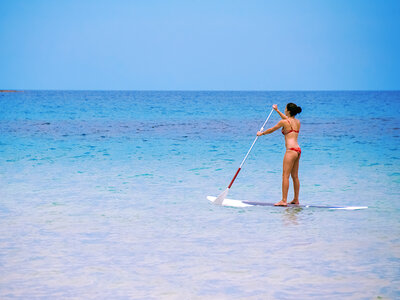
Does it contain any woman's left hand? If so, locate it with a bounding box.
[257,131,263,136]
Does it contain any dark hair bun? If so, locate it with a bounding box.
[286,103,302,116]
[297,106,302,114]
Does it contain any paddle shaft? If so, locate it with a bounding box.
[227,108,274,189]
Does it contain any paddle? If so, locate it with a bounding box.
[213,108,274,205]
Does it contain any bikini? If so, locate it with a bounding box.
[281,119,301,155]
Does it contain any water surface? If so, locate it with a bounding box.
[0,91,399,299]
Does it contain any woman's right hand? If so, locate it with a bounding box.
[272,104,278,111]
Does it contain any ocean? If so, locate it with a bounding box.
[1,90,399,299]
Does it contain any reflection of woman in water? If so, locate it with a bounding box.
[257,103,302,206]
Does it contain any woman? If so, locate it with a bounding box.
[257,103,302,206]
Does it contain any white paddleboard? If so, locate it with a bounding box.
[207,196,368,210]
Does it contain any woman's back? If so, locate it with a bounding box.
[282,118,300,148]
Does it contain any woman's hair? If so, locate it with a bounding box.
[286,103,302,116]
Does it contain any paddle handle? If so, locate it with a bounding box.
[239,108,274,168]
[228,108,274,188]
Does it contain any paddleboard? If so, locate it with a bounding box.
[207,196,368,210]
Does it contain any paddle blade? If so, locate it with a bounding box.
[213,188,229,205]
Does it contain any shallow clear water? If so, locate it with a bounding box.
[0,91,399,299]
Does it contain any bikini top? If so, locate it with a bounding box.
[281,119,299,135]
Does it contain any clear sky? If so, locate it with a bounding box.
[1,0,399,90]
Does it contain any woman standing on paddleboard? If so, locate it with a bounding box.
[257,103,302,206]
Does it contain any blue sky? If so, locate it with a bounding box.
[0,0,399,90]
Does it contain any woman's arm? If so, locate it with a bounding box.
[273,104,288,120]
[257,120,284,136]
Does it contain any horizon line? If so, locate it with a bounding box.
[2,89,400,92]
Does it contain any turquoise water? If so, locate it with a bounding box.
[0,91,399,299]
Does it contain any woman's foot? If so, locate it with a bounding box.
[290,199,299,205]
[274,200,287,206]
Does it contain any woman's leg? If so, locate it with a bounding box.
[275,151,298,206]
[290,155,300,204]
